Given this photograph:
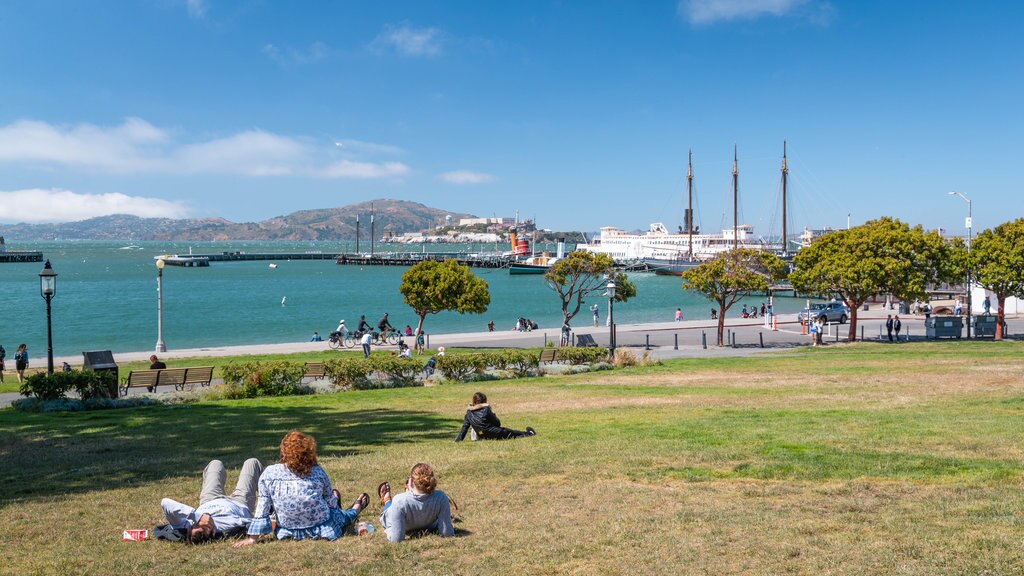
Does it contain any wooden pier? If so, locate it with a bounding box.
[0,251,44,263]
[336,253,511,269]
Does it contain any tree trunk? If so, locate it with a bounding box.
[996,297,1005,341]
[847,301,859,342]
[717,304,727,346]
[414,313,427,339]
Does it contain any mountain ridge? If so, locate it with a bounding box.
[0,199,475,241]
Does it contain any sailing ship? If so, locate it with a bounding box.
[582,143,791,275]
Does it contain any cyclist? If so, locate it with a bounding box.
[377,313,394,336]
[356,315,371,336]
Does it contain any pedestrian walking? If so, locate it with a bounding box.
[0,344,5,383]
[885,315,894,342]
[590,304,599,327]
[14,344,28,383]
[894,315,902,342]
[760,302,766,317]
[674,308,682,322]
[360,331,372,358]
[983,296,991,315]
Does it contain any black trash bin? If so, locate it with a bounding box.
[83,350,119,397]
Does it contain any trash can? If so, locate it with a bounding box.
[925,317,963,339]
[83,350,119,397]
[974,315,998,338]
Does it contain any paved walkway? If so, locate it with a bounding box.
[5,312,1019,408]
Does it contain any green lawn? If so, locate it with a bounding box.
[1,341,1022,575]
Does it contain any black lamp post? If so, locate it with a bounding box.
[38,260,57,375]
[607,278,616,354]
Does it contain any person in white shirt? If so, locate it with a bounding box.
[360,331,373,358]
[159,458,262,542]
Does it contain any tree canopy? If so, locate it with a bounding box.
[970,218,1024,340]
[681,248,787,346]
[789,217,953,341]
[544,251,636,326]
[400,259,490,335]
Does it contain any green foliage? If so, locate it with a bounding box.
[682,248,787,346]
[557,347,611,365]
[400,260,490,334]
[220,361,305,398]
[435,354,488,381]
[790,218,953,342]
[19,371,117,401]
[323,356,424,389]
[545,251,636,325]
[970,218,1024,339]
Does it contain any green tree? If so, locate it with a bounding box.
[970,218,1024,340]
[790,217,953,342]
[682,248,787,346]
[544,251,636,326]
[400,260,490,336]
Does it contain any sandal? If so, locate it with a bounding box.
[377,481,391,505]
[352,492,370,513]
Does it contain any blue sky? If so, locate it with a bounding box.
[0,0,1019,237]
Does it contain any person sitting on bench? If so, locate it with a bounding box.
[455,392,536,442]
[149,355,167,369]
[157,458,263,542]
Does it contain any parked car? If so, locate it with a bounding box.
[799,301,849,324]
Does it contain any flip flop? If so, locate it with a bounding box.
[377,481,391,505]
[352,492,370,512]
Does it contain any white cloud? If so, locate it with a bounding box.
[319,161,409,179]
[440,170,495,185]
[186,0,208,19]
[0,188,189,223]
[262,42,328,65]
[679,0,827,25]
[0,118,409,180]
[373,24,444,56]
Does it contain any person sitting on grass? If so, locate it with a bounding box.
[233,431,369,547]
[157,458,263,543]
[455,392,536,442]
[377,463,454,543]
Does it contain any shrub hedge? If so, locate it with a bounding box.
[19,370,117,401]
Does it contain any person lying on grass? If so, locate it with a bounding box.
[377,463,454,543]
[157,458,263,543]
[233,431,369,547]
[454,392,536,442]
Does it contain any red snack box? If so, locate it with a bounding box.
[122,529,148,541]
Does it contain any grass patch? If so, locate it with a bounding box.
[1,341,1023,574]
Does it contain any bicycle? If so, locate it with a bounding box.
[374,328,400,345]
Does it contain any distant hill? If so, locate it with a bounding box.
[0,199,475,241]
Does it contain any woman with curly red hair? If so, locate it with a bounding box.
[233,431,368,547]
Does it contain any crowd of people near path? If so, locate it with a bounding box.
[154,393,535,545]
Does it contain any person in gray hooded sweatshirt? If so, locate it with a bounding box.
[377,463,454,543]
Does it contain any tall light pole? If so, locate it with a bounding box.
[38,260,57,375]
[155,258,167,352]
[606,278,616,354]
[949,191,973,338]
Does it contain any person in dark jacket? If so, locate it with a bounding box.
[455,392,535,442]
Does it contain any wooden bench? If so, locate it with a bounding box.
[183,366,214,388]
[158,368,188,391]
[304,362,326,380]
[538,349,560,364]
[575,334,599,347]
[120,370,160,396]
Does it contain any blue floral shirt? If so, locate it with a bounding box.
[248,464,344,539]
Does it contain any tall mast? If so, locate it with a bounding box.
[781,140,789,256]
[355,214,360,253]
[732,145,738,249]
[370,203,375,256]
[687,149,694,259]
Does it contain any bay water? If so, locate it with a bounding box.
[0,241,807,357]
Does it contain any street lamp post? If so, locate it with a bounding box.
[155,258,167,352]
[949,191,973,338]
[38,260,57,375]
[606,278,616,354]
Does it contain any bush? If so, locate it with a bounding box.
[612,349,662,368]
[12,396,160,413]
[502,349,539,377]
[221,361,305,399]
[324,358,372,387]
[558,347,610,365]
[19,371,117,400]
[436,354,487,381]
[324,356,424,389]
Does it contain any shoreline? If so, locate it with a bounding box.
[26,312,1018,367]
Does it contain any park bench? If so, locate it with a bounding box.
[157,368,188,391]
[183,366,214,388]
[538,348,560,364]
[575,334,599,347]
[120,370,159,396]
[304,362,326,380]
